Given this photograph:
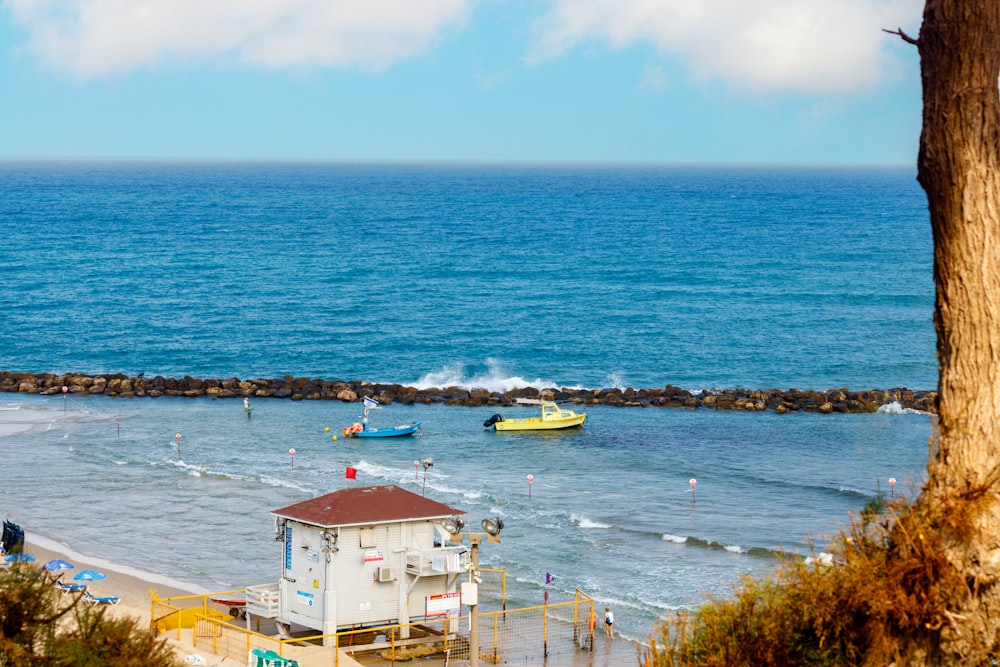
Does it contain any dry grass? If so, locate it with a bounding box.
[643,493,975,666]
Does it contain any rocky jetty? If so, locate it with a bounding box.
[0,371,937,415]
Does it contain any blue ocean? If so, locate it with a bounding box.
[0,162,935,648]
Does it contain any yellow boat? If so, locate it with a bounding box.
[483,399,587,431]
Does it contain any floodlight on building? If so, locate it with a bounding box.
[481,517,504,543]
[442,516,465,536]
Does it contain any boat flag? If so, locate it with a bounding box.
[545,572,554,585]
[363,396,379,409]
[345,466,358,479]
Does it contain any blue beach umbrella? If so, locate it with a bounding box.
[43,559,75,572]
[73,569,107,581]
[5,553,35,563]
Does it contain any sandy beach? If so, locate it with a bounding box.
[9,531,227,665]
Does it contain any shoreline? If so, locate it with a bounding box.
[1,370,937,414]
[8,530,223,664]
[10,528,642,666]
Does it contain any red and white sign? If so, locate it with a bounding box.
[425,592,461,617]
[363,550,384,563]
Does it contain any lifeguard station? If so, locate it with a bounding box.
[245,485,471,645]
[151,486,600,665]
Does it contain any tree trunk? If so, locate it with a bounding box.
[911,0,1000,663]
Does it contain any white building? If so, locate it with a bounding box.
[245,485,470,641]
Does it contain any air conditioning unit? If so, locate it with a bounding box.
[377,566,394,582]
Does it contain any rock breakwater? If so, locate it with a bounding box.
[0,371,937,414]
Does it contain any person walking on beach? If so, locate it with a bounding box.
[604,606,614,638]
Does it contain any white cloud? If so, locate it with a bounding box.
[2,0,923,93]
[527,0,923,94]
[4,0,472,78]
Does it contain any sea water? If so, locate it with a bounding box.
[0,162,934,390]
[0,162,935,645]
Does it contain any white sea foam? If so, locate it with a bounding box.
[661,533,688,544]
[256,474,314,494]
[805,552,836,566]
[357,460,461,494]
[411,359,581,393]
[355,459,474,499]
[724,544,744,554]
[877,401,929,415]
[603,372,626,390]
[572,514,611,529]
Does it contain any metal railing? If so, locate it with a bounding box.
[152,581,594,666]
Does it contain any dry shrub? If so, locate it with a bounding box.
[0,563,181,666]
[643,495,972,666]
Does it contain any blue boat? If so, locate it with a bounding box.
[352,422,422,438]
[342,399,422,439]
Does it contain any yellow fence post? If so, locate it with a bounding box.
[572,589,580,644]
[491,612,500,663]
[543,602,549,659]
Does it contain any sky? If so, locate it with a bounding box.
[0,0,925,165]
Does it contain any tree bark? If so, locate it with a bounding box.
[911,0,1000,662]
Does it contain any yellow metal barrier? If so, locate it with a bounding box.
[150,589,246,640]
[152,583,595,666]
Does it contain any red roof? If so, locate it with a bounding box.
[272,485,465,527]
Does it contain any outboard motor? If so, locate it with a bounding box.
[483,414,505,428]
